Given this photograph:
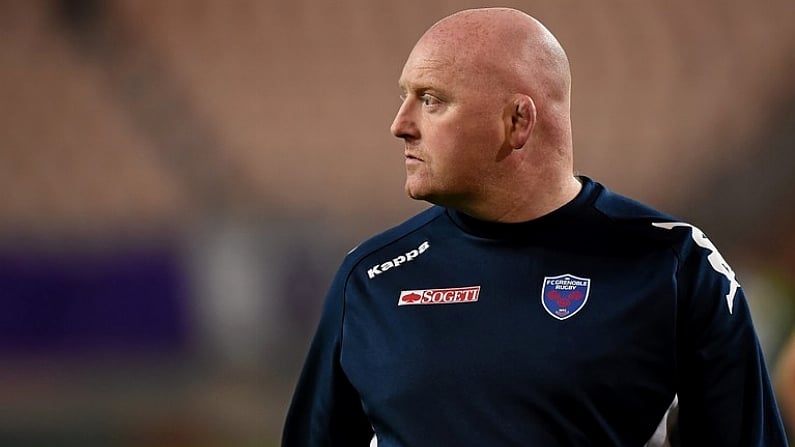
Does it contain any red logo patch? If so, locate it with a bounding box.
[398,286,481,306]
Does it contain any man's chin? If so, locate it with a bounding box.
[405,188,425,201]
[405,184,428,202]
[406,185,446,207]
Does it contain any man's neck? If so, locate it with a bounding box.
[449,175,582,223]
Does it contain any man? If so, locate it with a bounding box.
[282,7,787,446]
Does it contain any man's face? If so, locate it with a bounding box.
[390,37,508,208]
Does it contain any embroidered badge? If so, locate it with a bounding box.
[542,274,590,320]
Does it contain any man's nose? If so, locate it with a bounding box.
[390,100,418,140]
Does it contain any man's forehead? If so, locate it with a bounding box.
[398,39,465,86]
[399,56,449,87]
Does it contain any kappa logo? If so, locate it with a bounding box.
[542,274,590,320]
[652,221,740,314]
[367,240,430,279]
[398,286,480,306]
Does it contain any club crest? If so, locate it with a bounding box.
[541,274,590,320]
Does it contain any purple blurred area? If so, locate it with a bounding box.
[0,247,187,352]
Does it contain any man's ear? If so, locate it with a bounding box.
[507,94,536,150]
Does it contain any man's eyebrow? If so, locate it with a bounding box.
[397,81,419,95]
[398,80,436,93]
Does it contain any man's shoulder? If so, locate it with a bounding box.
[589,180,730,260]
[590,181,676,223]
[586,179,695,249]
[342,206,446,264]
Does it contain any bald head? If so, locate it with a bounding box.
[392,7,580,222]
[420,8,571,111]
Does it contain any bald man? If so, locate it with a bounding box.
[392,7,578,223]
[282,8,786,446]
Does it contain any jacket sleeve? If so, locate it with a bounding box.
[673,227,787,446]
[282,263,374,446]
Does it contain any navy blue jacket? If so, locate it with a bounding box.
[282,177,787,446]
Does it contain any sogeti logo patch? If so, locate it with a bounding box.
[398,286,480,306]
[541,274,590,320]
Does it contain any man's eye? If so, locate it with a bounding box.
[420,94,439,106]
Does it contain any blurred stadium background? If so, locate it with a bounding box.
[0,0,793,445]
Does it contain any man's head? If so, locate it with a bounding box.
[390,7,576,221]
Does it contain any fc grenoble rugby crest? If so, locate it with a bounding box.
[542,274,590,320]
